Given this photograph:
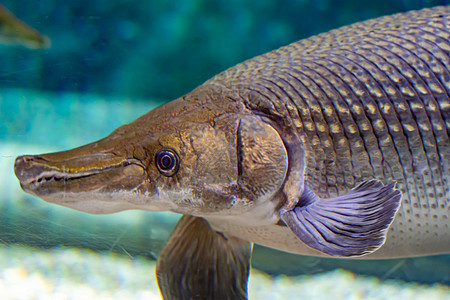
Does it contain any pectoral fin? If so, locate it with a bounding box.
[280,180,401,257]
[156,215,251,300]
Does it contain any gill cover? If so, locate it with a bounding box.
[236,116,288,202]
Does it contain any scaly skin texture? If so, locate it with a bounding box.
[205,6,450,258]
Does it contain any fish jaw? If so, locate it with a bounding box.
[14,143,161,214]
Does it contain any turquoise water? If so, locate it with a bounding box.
[2,0,450,99]
[1,1,449,299]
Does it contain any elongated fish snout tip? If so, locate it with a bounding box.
[14,155,46,185]
[14,155,51,189]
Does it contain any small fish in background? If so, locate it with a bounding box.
[0,3,50,49]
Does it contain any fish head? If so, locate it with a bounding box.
[14,86,290,218]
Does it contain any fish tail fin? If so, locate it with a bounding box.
[281,180,402,257]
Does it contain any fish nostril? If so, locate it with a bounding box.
[14,156,24,169]
[14,155,45,169]
[14,155,31,167]
[14,155,43,182]
[14,156,27,179]
[22,155,35,163]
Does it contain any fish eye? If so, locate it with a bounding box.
[155,149,179,176]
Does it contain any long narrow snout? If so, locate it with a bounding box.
[14,141,155,214]
[15,152,142,193]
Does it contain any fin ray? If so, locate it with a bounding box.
[156,215,251,300]
[281,180,402,257]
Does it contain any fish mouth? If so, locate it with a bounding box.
[14,153,147,197]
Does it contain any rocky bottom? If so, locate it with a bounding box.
[0,245,448,300]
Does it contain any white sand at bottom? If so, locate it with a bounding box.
[0,245,448,300]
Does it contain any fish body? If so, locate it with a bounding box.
[14,6,450,299]
[0,4,50,49]
[204,6,450,259]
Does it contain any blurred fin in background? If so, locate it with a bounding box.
[0,3,50,49]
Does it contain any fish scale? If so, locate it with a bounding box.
[312,57,385,183]
[206,6,450,256]
[354,45,431,212]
